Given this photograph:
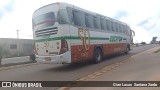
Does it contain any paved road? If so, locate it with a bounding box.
[1,56,30,65]
[68,45,160,90]
[0,44,158,90]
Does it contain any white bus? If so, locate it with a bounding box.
[32,2,135,64]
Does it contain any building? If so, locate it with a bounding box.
[155,41,160,44]
[0,38,34,57]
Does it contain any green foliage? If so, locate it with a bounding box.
[150,37,157,44]
[140,41,146,45]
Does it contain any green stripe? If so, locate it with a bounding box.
[34,36,109,42]
[90,37,109,40]
[35,37,61,42]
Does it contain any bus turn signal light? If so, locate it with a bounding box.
[59,39,68,54]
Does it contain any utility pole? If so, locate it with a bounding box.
[17,30,20,56]
[17,30,19,39]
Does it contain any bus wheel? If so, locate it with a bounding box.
[124,46,129,54]
[93,48,102,63]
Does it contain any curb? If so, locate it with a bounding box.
[131,45,160,58]
[0,62,38,71]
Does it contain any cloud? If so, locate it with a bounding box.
[113,10,128,20]
[0,0,56,39]
[4,0,15,13]
[0,10,4,20]
[0,0,15,20]
[137,19,149,27]
[0,0,160,42]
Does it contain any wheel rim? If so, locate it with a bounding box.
[96,51,101,61]
[126,47,129,51]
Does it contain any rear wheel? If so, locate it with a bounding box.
[124,45,129,54]
[93,48,103,63]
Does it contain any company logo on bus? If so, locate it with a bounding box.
[78,28,90,57]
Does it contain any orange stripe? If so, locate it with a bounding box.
[71,43,127,63]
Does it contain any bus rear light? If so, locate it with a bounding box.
[56,42,59,45]
[59,39,68,54]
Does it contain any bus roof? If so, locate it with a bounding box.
[33,2,128,26]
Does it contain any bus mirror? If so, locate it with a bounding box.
[131,30,135,36]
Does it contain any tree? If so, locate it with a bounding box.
[150,37,157,44]
[140,41,146,45]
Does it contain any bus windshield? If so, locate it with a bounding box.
[33,9,71,29]
[33,12,55,29]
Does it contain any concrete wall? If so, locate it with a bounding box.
[0,38,34,57]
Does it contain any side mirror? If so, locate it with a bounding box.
[131,30,135,36]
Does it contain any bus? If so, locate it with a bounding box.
[32,2,135,64]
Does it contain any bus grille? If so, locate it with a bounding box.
[35,27,58,37]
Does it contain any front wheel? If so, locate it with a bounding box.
[93,48,103,64]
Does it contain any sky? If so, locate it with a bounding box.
[0,0,160,43]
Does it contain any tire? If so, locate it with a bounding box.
[124,46,129,54]
[93,48,103,63]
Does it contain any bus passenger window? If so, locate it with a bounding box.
[106,20,111,31]
[93,16,101,30]
[85,14,94,28]
[100,18,106,30]
[111,21,115,32]
[66,7,73,24]
[123,25,126,33]
[121,25,125,33]
[58,9,70,24]
[73,10,85,27]
[115,23,119,32]
[119,24,122,33]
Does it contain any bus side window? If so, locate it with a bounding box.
[106,19,111,31]
[73,10,85,27]
[58,9,70,24]
[93,16,101,30]
[119,24,122,33]
[85,14,94,28]
[111,21,115,32]
[100,18,106,30]
[121,25,125,33]
[123,25,127,34]
[66,7,73,24]
[115,23,119,32]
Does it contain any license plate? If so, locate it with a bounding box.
[45,57,51,61]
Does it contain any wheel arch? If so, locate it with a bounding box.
[127,44,131,51]
[93,45,104,57]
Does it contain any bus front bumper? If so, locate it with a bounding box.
[35,51,71,64]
